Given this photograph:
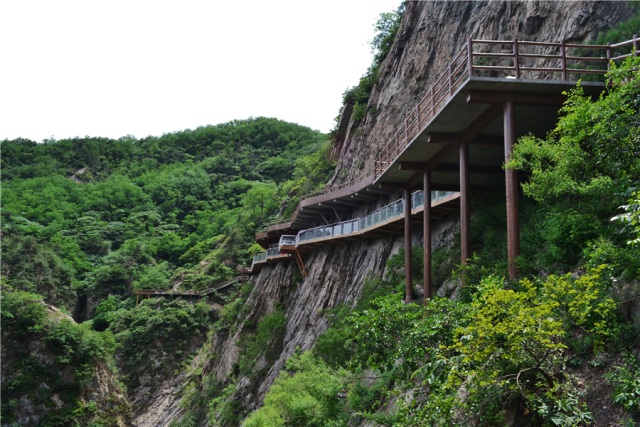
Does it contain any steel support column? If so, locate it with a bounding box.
[460,141,471,273]
[404,189,414,301]
[423,170,432,302]
[504,100,520,279]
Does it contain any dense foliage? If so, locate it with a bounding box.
[1,117,332,312]
[0,287,127,427]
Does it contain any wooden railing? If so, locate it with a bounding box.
[373,35,639,179]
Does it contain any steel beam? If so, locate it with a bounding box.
[351,193,379,202]
[318,203,350,211]
[504,100,520,279]
[406,104,504,189]
[332,199,360,208]
[424,170,432,302]
[467,90,566,106]
[332,208,342,221]
[366,187,395,195]
[400,162,503,175]
[460,141,471,272]
[404,189,414,302]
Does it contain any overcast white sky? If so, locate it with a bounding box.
[1,0,402,142]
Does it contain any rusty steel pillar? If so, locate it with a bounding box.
[423,171,432,302]
[504,100,520,279]
[404,188,414,302]
[460,141,471,274]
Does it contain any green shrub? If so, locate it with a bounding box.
[606,354,640,415]
[1,288,119,426]
[237,309,287,376]
[243,351,348,427]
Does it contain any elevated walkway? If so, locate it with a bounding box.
[289,191,458,255]
[252,35,639,294]
[134,276,244,304]
[250,190,459,273]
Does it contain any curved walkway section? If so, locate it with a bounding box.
[292,191,458,254]
[250,191,460,272]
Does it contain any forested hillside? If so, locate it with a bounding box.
[1,118,333,314]
[1,117,336,426]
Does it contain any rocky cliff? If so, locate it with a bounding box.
[329,0,635,184]
[125,2,637,425]
[1,296,131,427]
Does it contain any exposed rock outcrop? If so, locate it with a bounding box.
[1,300,131,427]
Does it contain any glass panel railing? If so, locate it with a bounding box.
[293,190,460,248]
[279,235,296,247]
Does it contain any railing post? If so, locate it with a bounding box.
[561,40,567,81]
[634,34,639,57]
[448,61,453,96]
[467,37,474,78]
[417,103,421,131]
[431,86,435,114]
[405,119,408,145]
[607,42,612,72]
[513,38,520,79]
[404,188,414,302]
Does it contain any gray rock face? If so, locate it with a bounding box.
[1,302,131,427]
[329,0,635,184]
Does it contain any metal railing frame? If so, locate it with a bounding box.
[373,35,639,179]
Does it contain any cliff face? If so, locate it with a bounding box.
[328,0,635,184]
[1,300,131,427]
[129,2,637,425]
